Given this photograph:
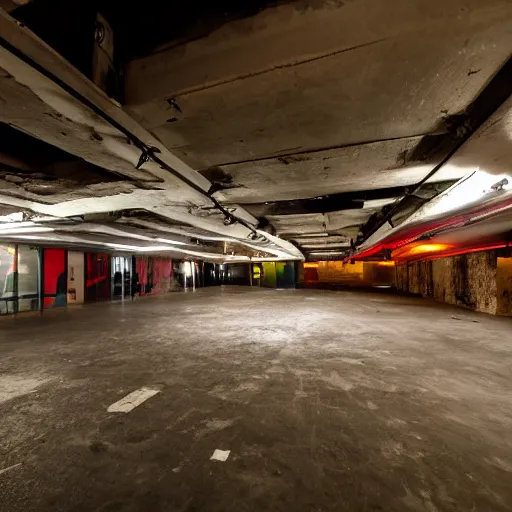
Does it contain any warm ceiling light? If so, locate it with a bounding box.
[408,243,452,255]
[376,261,395,266]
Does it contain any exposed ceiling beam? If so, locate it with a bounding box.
[241,183,454,218]
[0,9,304,260]
[356,55,512,247]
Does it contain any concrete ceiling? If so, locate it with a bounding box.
[357,93,512,257]
[0,9,302,261]
[1,0,512,260]
[123,0,512,257]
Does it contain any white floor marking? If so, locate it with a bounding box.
[107,387,160,413]
[0,463,22,476]
[210,449,230,462]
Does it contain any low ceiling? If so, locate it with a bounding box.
[1,0,512,261]
[122,0,512,258]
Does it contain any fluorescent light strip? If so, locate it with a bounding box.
[0,221,36,229]
[65,223,191,246]
[250,257,296,262]
[0,212,24,223]
[0,227,54,234]
[104,242,249,260]
[5,234,248,261]
[155,237,188,246]
[117,218,296,258]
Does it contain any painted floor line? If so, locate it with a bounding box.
[107,387,160,413]
[210,449,230,462]
[0,463,22,476]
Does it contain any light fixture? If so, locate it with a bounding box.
[0,212,24,223]
[0,221,36,230]
[0,226,54,235]
[155,237,188,246]
[407,243,451,255]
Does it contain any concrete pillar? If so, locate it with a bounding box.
[295,261,305,288]
[396,251,512,316]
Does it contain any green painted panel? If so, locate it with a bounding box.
[262,262,276,288]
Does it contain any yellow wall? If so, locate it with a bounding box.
[310,261,395,287]
[261,261,277,288]
[497,257,512,316]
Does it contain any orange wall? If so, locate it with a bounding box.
[306,261,395,287]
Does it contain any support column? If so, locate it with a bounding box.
[396,251,512,316]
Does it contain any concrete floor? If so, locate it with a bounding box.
[0,287,512,512]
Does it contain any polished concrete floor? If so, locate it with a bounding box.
[0,287,511,511]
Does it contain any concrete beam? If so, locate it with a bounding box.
[125,0,512,170]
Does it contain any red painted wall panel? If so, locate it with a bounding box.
[43,248,66,308]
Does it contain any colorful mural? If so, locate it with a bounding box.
[43,248,67,308]
[276,261,296,288]
[261,262,277,288]
[135,256,173,295]
[85,252,110,302]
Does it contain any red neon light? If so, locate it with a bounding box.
[349,195,512,262]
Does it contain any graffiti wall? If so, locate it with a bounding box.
[43,248,67,309]
[85,252,110,302]
[135,257,173,295]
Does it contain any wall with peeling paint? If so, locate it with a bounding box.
[304,261,395,288]
[497,257,512,316]
[396,251,510,316]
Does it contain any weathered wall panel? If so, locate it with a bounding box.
[262,262,277,288]
[465,252,497,315]
[306,261,395,287]
[397,251,502,315]
[316,261,364,286]
[432,258,455,304]
[497,257,512,316]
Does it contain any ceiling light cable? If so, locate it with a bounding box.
[0,33,261,238]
